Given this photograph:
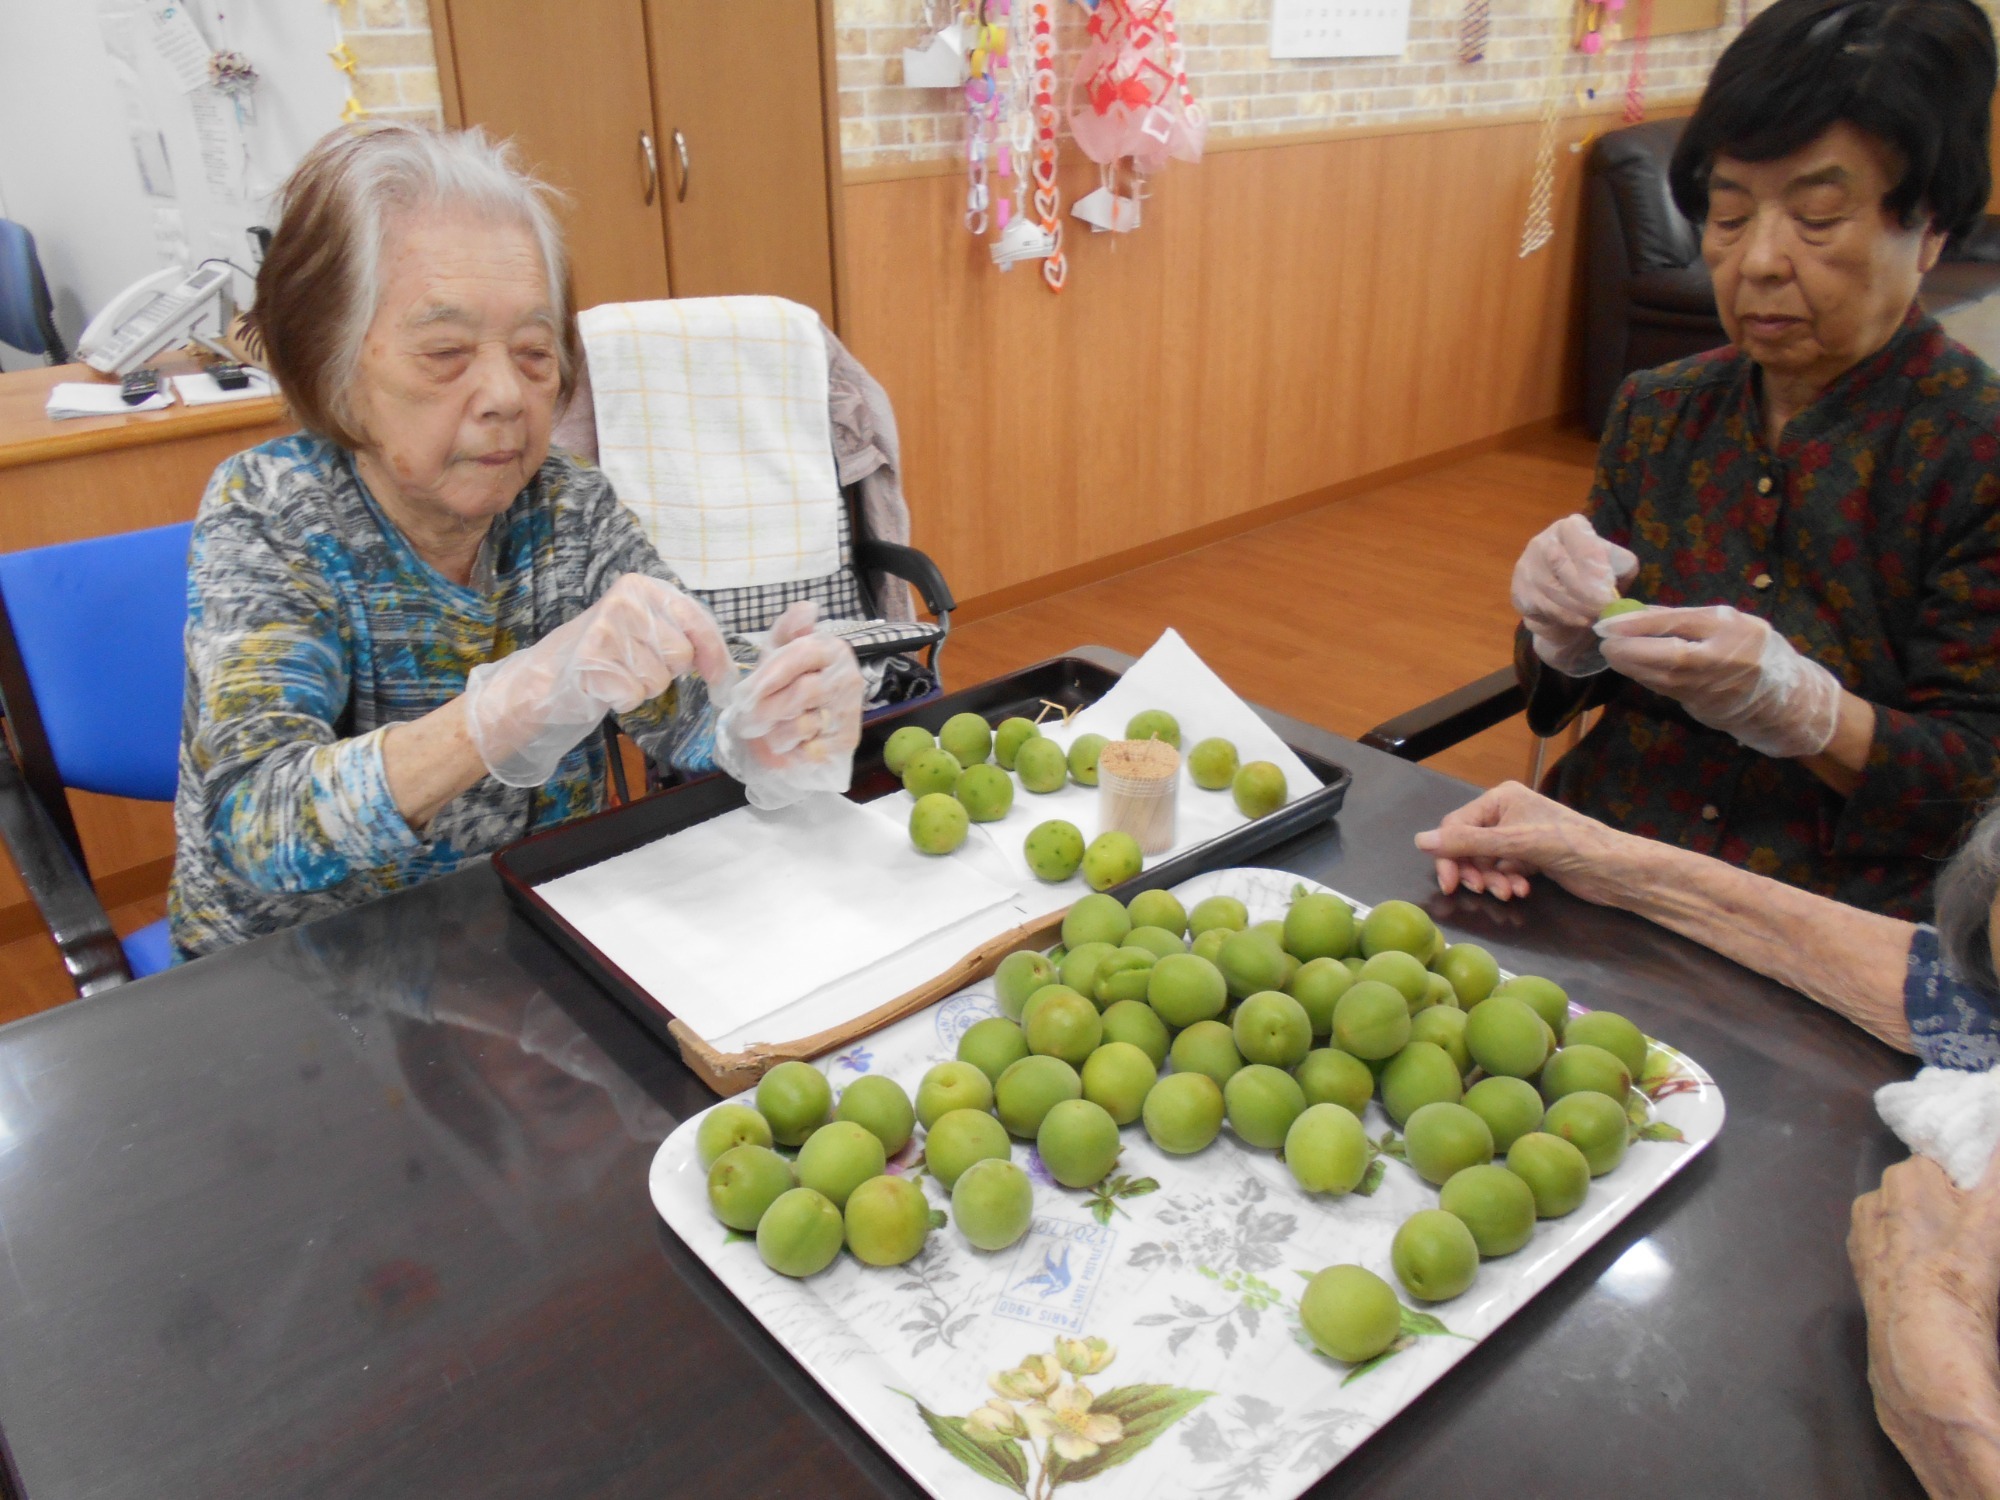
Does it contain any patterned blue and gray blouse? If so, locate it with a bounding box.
[1905,924,2000,1070]
[169,434,731,962]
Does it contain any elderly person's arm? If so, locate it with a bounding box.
[1849,1155,2000,1500]
[1414,781,1916,1049]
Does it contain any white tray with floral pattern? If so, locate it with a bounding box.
[648,867,1725,1500]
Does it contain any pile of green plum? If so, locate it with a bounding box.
[701,882,1667,1347]
[887,707,1290,887]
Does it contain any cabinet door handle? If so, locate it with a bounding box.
[672,129,690,203]
[640,130,659,204]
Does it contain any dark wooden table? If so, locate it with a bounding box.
[0,653,1924,1499]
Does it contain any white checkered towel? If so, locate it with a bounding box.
[579,297,842,590]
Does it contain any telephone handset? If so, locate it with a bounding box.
[76,263,235,376]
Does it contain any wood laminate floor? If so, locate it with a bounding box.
[0,428,1596,1028]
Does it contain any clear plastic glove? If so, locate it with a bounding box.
[1596,604,1842,759]
[712,602,865,811]
[1511,514,1640,677]
[463,573,731,787]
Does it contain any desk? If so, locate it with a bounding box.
[0,361,291,941]
[0,654,1925,1498]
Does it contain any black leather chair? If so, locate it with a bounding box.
[1581,121,1729,440]
[1580,117,2000,441]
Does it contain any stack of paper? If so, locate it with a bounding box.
[44,383,172,419]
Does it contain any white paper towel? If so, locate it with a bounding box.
[1877,1065,2000,1188]
[537,794,1016,1041]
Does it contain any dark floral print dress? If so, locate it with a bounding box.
[1520,311,2000,920]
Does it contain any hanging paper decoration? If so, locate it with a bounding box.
[1458,0,1490,63]
[1623,0,1654,122]
[1029,0,1067,291]
[1518,0,1573,257]
[1069,0,1205,179]
[905,0,973,87]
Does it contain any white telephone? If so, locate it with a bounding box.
[76,263,235,376]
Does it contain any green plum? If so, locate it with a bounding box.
[1126,888,1187,935]
[1101,999,1171,1067]
[697,1103,773,1169]
[707,1143,795,1231]
[883,724,936,778]
[1392,1208,1479,1301]
[954,763,1014,823]
[994,716,1040,770]
[1149,953,1228,1028]
[1037,1098,1122,1187]
[1224,1063,1308,1149]
[1506,1130,1592,1217]
[1438,1163,1537,1258]
[1170,1019,1244,1089]
[994,1056,1083,1138]
[1142,1071,1225,1154]
[902,746,963,799]
[924,1107,1012,1188]
[1285,1103,1371,1194]
[1187,896,1249,937]
[1024,820,1085,882]
[756,1187,845,1277]
[910,792,970,855]
[1081,1040,1158,1124]
[1380,1041,1464,1126]
[835,1075,915,1155]
[1187,737,1240,790]
[795,1120,886,1209]
[939,712,993,767]
[1231,761,1287,817]
[1083,832,1143,892]
[1067,733,1109,787]
[844,1174,931,1266]
[1015,736,1070,794]
[994,949,1057,1022]
[1461,1074,1544,1154]
[1294,1047,1375,1118]
[1125,709,1181,748]
[915,1061,994,1129]
[1403,1101,1495,1186]
[757,1061,831,1147]
[1300,1265,1402,1363]
[958,1017,1031,1085]
[952,1158,1033,1251]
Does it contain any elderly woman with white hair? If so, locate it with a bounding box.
[168,124,864,961]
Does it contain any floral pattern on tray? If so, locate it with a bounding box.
[649,868,1726,1499]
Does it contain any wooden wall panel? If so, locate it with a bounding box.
[840,112,1604,611]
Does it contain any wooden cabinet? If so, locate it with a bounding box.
[429,0,845,329]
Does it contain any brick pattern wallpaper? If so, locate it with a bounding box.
[351,0,1998,174]
[337,0,445,126]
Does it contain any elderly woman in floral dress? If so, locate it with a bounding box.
[170,124,863,960]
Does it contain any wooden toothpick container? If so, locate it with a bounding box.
[1098,738,1181,854]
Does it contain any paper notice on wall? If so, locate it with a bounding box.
[145,0,214,92]
[1270,0,1412,58]
[189,91,237,197]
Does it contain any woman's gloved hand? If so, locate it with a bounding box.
[463,573,731,787]
[1595,604,1843,759]
[713,602,865,810]
[1511,514,1640,676]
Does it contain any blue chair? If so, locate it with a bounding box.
[0,219,68,365]
[0,523,190,994]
